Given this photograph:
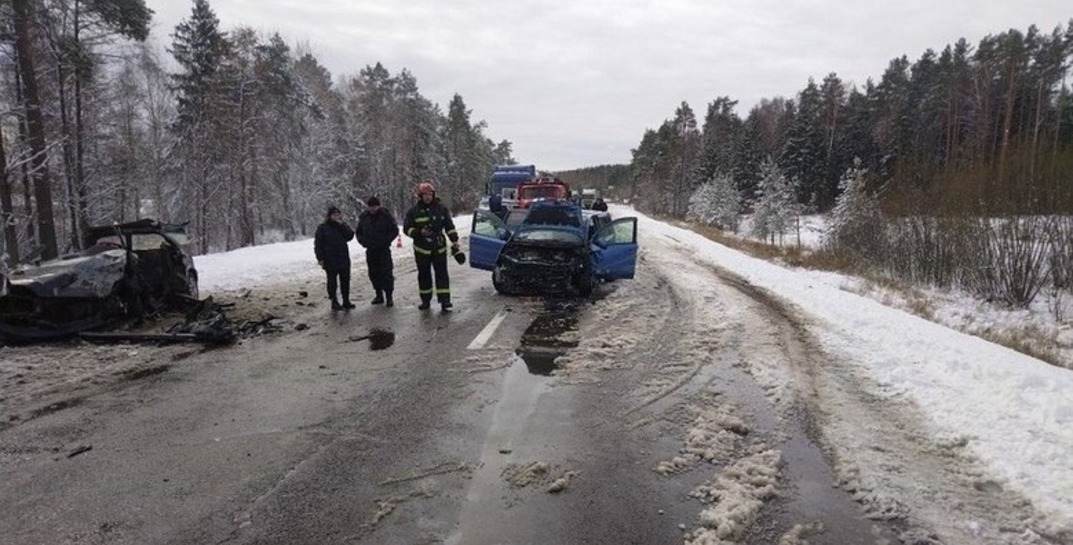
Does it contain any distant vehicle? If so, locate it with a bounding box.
[0,219,199,342]
[468,201,638,295]
[516,176,571,209]
[487,165,535,203]
[580,188,600,209]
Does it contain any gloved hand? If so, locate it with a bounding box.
[452,245,465,265]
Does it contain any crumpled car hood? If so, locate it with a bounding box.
[7,250,127,298]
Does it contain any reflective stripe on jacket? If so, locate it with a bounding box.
[403,198,458,255]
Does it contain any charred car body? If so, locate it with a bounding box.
[0,220,198,342]
[469,201,637,295]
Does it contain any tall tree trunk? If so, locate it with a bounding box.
[14,65,35,246]
[56,63,82,249]
[998,61,1018,181]
[0,128,20,265]
[73,0,91,239]
[13,0,59,260]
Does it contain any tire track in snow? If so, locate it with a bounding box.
[678,245,1062,545]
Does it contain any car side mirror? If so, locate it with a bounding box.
[497,227,509,240]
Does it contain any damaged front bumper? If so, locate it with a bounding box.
[495,244,589,295]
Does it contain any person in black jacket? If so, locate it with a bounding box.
[489,193,509,222]
[403,182,463,312]
[356,196,400,307]
[314,206,355,311]
[592,197,608,212]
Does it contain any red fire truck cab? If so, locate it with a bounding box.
[516,176,571,208]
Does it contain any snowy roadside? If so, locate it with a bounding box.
[193,216,471,294]
[619,205,1073,534]
[710,214,1073,369]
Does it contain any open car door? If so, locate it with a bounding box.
[591,217,638,280]
[469,209,510,271]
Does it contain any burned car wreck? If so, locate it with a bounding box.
[468,201,638,296]
[0,219,199,342]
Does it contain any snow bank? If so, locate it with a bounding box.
[621,205,1073,531]
[194,238,326,292]
[193,216,470,293]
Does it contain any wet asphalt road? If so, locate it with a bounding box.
[0,256,697,545]
[0,240,900,545]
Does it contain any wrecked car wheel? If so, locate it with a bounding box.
[492,265,517,296]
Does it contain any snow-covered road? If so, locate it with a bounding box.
[619,205,1073,540]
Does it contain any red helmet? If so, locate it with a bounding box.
[416,181,436,196]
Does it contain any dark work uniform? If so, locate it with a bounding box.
[356,208,400,296]
[592,198,608,212]
[489,194,508,222]
[403,198,461,305]
[314,220,354,305]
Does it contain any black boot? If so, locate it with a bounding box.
[418,298,431,310]
[371,291,384,305]
[385,292,394,307]
[330,299,343,311]
[342,300,355,309]
[440,300,453,313]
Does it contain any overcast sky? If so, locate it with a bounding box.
[144,1,1071,170]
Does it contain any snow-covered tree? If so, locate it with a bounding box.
[824,159,881,254]
[688,174,741,232]
[751,158,796,243]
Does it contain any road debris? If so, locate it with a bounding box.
[78,297,239,345]
[66,445,92,458]
[378,461,470,487]
[546,471,579,494]
[503,461,550,488]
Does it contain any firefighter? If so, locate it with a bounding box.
[355,196,400,307]
[403,182,463,311]
[314,205,355,311]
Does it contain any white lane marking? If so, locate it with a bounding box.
[467,310,509,350]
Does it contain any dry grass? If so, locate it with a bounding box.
[673,221,806,263]
[979,328,1062,368]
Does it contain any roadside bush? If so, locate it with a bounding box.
[884,216,974,288]
[1048,217,1073,321]
[976,217,1051,307]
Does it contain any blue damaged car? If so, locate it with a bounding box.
[468,201,638,295]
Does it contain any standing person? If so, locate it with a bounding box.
[403,181,463,312]
[356,196,400,307]
[489,192,508,222]
[314,206,355,311]
[592,197,608,212]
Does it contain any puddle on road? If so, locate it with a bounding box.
[347,328,396,351]
[368,329,396,351]
[515,309,579,376]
